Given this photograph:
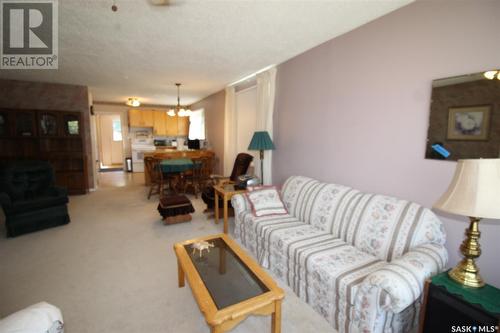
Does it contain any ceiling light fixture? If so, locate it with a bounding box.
[169,83,191,117]
[483,70,500,80]
[126,97,140,107]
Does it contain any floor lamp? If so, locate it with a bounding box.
[248,131,275,185]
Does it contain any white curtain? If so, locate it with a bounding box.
[255,67,277,185]
[188,109,205,140]
[223,86,237,175]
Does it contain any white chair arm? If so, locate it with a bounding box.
[231,193,251,216]
[357,243,448,314]
[0,302,64,333]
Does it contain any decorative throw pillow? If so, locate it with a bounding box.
[246,185,280,192]
[245,186,288,217]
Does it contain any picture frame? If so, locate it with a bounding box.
[446,105,491,141]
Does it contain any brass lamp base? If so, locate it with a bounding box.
[448,217,485,288]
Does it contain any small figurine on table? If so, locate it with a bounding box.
[192,241,214,257]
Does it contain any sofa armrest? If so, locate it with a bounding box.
[357,243,448,314]
[0,192,12,208]
[231,193,253,242]
[231,193,251,216]
[0,302,63,333]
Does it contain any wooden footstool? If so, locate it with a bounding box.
[158,195,195,225]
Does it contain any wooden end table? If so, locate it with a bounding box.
[419,271,500,332]
[174,234,284,333]
[213,184,247,234]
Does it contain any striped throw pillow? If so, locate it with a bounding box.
[246,187,288,217]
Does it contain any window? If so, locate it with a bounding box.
[112,119,122,141]
[188,109,205,140]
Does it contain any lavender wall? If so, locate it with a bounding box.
[0,79,94,188]
[273,1,500,286]
[190,90,226,174]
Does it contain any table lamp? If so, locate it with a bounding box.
[434,158,500,288]
[248,131,275,185]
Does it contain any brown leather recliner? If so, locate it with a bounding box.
[201,153,253,210]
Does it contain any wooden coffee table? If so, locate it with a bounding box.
[174,234,284,333]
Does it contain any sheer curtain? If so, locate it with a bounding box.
[223,86,237,175]
[255,67,277,185]
[223,67,277,182]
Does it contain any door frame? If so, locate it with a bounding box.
[95,112,125,170]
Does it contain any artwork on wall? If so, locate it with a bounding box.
[425,69,500,161]
[446,105,491,141]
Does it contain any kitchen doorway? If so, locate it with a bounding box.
[96,114,124,171]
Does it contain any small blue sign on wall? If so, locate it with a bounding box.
[431,144,451,158]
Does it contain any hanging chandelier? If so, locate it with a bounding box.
[168,83,192,117]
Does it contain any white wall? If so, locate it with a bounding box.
[273,1,500,286]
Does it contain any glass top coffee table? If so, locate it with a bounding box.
[174,233,284,333]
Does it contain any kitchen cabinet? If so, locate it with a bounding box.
[142,110,154,127]
[177,116,189,136]
[128,109,154,127]
[153,111,168,135]
[128,109,142,127]
[129,110,190,136]
[166,115,178,136]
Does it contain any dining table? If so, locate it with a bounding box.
[160,158,194,173]
[160,158,194,193]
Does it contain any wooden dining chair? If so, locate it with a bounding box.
[183,157,203,198]
[198,156,214,189]
[144,157,164,199]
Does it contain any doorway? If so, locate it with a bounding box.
[96,114,124,171]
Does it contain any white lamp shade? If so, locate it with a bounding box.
[433,159,500,219]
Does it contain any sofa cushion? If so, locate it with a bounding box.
[266,238,385,327]
[281,176,320,222]
[236,212,304,261]
[5,194,69,215]
[308,184,360,233]
[260,224,339,271]
[342,194,446,261]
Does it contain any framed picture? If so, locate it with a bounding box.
[446,105,491,141]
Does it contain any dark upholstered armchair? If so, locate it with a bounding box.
[0,161,70,237]
[201,153,253,210]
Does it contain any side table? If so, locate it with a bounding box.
[213,184,246,234]
[419,271,500,333]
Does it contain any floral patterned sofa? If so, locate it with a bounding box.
[231,176,448,333]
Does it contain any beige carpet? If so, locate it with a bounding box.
[0,172,336,333]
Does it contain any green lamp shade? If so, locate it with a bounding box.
[248,131,275,151]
